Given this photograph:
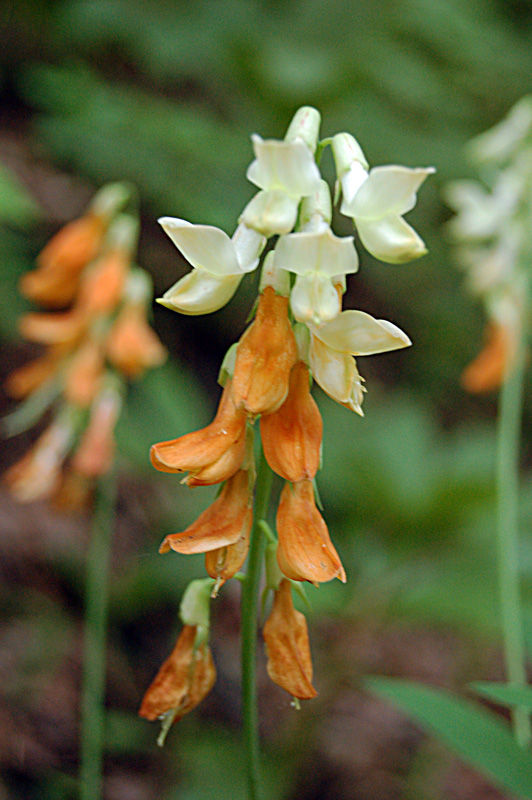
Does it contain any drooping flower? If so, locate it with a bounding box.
[263,578,317,700]
[276,479,346,584]
[231,286,298,416]
[333,133,434,264]
[159,468,253,555]
[139,625,216,724]
[308,309,411,414]
[150,379,247,476]
[260,361,322,483]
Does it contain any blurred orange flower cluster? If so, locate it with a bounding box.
[4,183,166,507]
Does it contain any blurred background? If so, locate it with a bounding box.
[1,0,532,798]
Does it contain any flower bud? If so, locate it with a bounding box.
[231,286,298,416]
[276,480,346,584]
[159,469,253,555]
[260,362,322,482]
[263,579,317,699]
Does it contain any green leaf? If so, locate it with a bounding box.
[366,677,532,800]
[471,682,532,712]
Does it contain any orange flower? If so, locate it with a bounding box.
[204,526,250,589]
[71,389,121,477]
[260,361,322,482]
[184,428,247,487]
[106,304,167,379]
[461,321,516,393]
[139,625,216,723]
[77,250,129,317]
[64,340,104,408]
[4,346,65,399]
[19,309,86,346]
[231,286,298,416]
[21,213,105,307]
[4,418,73,503]
[150,379,247,475]
[159,469,253,555]
[276,479,346,584]
[263,578,317,699]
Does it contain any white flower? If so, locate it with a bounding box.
[242,122,322,237]
[309,310,411,414]
[247,134,321,198]
[273,228,358,326]
[332,133,434,264]
[157,218,265,315]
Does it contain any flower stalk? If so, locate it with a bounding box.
[496,308,531,747]
[240,448,274,800]
[79,470,117,800]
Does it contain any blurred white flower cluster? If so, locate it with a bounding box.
[445,96,532,392]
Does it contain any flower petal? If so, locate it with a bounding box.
[290,273,341,326]
[157,269,242,315]
[314,310,411,355]
[309,335,364,411]
[246,135,321,197]
[355,214,428,264]
[239,190,299,237]
[347,166,434,220]
[159,217,241,276]
[274,229,358,278]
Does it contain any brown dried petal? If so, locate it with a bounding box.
[263,579,317,699]
[139,625,216,722]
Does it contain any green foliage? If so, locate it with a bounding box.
[367,677,532,800]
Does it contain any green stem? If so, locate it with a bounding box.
[496,338,531,747]
[241,447,274,800]
[79,471,117,798]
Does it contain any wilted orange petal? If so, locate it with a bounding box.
[232,286,298,416]
[276,480,346,584]
[150,380,247,473]
[139,625,216,722]
[263,578,317,699]
[107,305,166,378]
[461,322,514,393]
[159,469,253,555]
[261,361,322,482]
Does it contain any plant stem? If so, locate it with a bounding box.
[79,471,117,798]
[241,447,273,800]
[496,338,531,747]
